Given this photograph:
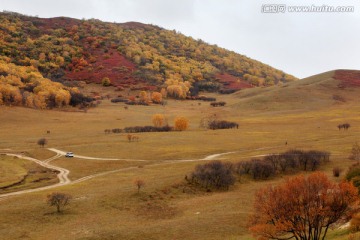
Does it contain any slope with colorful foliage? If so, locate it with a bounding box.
[0,11,297,91]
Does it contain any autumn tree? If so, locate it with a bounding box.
[134,179,145,193]
[249,172,359,240]
[174,116,189,131]
[37,138,47,148]
[46,192,72,213]
[152,114,165,127]
[151,91,163,104]
[139,91,149,103]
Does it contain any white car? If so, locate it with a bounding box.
[65,152,74,158]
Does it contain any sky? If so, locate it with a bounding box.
[1,0,360,78]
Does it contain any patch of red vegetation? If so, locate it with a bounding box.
[333,70,360,88]
[29,16,81,34]
[215,73,253,90]
[65,49,144,87]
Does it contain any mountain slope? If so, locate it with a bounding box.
[0,11,297,96]
[232,70,360,112]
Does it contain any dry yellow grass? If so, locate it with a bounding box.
[1,77,360,239]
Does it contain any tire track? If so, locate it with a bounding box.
[0,146,283,199]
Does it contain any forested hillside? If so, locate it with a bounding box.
[0,11,297,107]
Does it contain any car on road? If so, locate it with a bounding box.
[65,152,74,158]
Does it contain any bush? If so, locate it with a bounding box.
[237,149,331,179]
[333,167,342,177]
[208,120,238,130]
[123,125,172,133]
[210,101,226,107]
[111,98,128,103]
[219,89,237,94]
[69,92,94,106]
[101,77,111,87]
[250,159,276,179]
[190,161,235,190]
[37,138,47,148]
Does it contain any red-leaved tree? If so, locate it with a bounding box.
[249,172,359,240]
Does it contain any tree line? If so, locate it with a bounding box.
[186,149,330,191]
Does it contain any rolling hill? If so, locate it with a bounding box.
[0,11,297,108]
[232,70,360,112]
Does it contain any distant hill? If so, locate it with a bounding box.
[0,11,297,99]
[232,70,360,112]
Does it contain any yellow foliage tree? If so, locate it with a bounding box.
[174,117,189,131]
[139,91,149,103]
[152,114,165,127]
[151,92,162,104]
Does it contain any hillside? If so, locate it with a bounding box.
[0,11,297,105]
[231,70,360,112]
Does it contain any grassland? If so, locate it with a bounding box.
[1,76,360,239]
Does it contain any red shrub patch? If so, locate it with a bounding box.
[215,73,253,91]
[333,70,360,88]
[65,49,140,86]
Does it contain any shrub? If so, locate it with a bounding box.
[190,161,235,190]
[37,138,47,148]
[333,167,342,177]
[111,98,128,103]
[123,125,172,133]
[208,120,238,130]
[250,159,276,179]
[210,101,226,107]
[101,77,111,87]
[238,149,331,178]
[151,92,163,104]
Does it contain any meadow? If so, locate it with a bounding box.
[1,79,360,239]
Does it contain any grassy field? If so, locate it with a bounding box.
[1,78,360,239]
[0,155,58,194]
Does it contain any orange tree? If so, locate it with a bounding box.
[174,116,189,131]
[249,172,359,240]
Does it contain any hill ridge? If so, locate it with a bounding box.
[0,11,297,95]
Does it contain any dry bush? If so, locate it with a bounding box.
[37,138,47,148]
[190,161,235,190]
[333,167,342,177]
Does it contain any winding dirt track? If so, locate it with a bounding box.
[0,146,281,199]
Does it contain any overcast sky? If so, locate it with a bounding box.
[1,0,359,78]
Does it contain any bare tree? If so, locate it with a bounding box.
[46,192,72,213]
